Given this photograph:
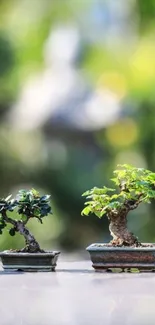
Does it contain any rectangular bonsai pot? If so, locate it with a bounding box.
[87,244,155,271]
[0,251,60,272]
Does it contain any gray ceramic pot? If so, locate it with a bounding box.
[87,243,155,271]
[0,251,60,272]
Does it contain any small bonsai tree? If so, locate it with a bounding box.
[82,164,155,247]
[0,188,52,253]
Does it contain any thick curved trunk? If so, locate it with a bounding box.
[108,212,139,246]
[16,221,43,253]
[2,211,43,253]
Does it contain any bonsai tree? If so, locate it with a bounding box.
[0,188,52,253]
[82,164,155,247]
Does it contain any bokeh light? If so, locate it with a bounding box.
[105,118,139,147]
[0,0,154,251]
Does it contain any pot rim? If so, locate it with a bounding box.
[0,250,60,257]
[86,243,155,251]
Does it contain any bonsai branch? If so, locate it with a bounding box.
[124,193,143,211]
[23,215,43,225]
[119,180,129,193]
[1,210,17,227]
[34,215,43,224]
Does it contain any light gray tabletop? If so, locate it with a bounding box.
[0,257,154,325]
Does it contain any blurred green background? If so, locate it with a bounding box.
[0,0,155,252]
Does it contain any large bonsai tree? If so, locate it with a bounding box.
[0,188,52,253]
[82,164,155,247]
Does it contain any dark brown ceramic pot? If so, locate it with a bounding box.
[0,251,60,272]
[87,244,155,272]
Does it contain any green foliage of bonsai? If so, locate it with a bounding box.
[82,164,155,247]
[0,188,52,253]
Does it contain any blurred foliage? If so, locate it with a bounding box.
[136,0,155,31]
[0,0,155,252]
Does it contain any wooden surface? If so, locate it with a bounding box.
[0,256,155,325]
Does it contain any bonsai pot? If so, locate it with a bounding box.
[0,251,60,272]
[87,244,155,272]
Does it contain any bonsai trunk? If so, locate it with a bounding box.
[2,211,44,253]
[108,211,140,246]
[16,221,43,253]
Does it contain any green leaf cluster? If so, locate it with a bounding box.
[0,188,52,236]
[17,189,52,220]
[82,186,122,218]
[81,164,155,218]
[0,195,18,235]
[0,195,18,213]
[9,228,16,236]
